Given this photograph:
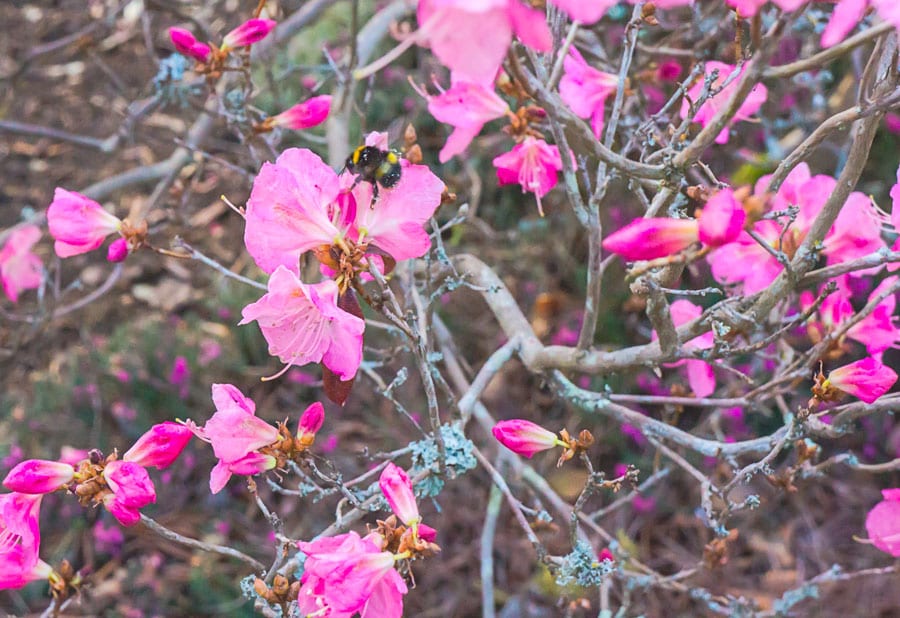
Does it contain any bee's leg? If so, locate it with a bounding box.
[370,183,380,208]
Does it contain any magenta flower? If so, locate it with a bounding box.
[492,419,561,458]
[168,27,211,62]
[0,225,43,303]
[420,78,510,163]
[221,18,276,50]
[240,268,366,381]
[0,492,52,590]
[243,147,444,274]
[416,0,551,84]
[602,217,699,261]
[697,189,746,247]
[269,95,332,130]
[106,237,130,263]
[297,531,407,618]
[493,137,563,216]
[866,488,900,556]
[122,422,193,470]
[101,460,157,526]
[297,402,325,439]
[379,463,420,527]
[680,61,767,144]
[47,188,122,258]
[825,357,898,404]
[549,0,617,24]
[3,460,74,495]
[559,48,618,138]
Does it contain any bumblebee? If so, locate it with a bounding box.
[345,145,402,202]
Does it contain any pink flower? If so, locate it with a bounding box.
[697,189,746,247]
[0,492,52,590]
[416,0,551,84]
[0,225,42,303]
[825,357,898,404]
[549,0,617,24]
[379,463,420,526]
[866,488,900,556]
[221,18,277,50]
[102,460,156,526]
[3,460,74,494]
[493,137,563,216]
[240,268,365,380]
[209,452,276,494]
[297,531,407,618]
[297,402,325,439]
[492,419,561,458]
[123,422,193,470]
[821,0,868,48]
[47,188,122,258]
[680,61,767,144]
[243,147,444,274]
[106,237,129,262]
[168,27,211,62]
[602,217,699,261]
[269,95,332,130]
[652,300,716,398]
[559,48,618,138]
[420,78,510,162]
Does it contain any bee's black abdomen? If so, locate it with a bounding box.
[345,145,402,195]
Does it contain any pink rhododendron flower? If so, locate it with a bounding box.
[168,27,211,62]
[825,357,898,404]
[0,225,42,303]
[221,18,277,50]
[602,218,699,261]
[866,488,900,556]
[243,147,444,274]
[209,452,277,494]
[697,189,746,246]
[58,446,89,467]
[240,268,366,380]
[379,463,420,526]
[653,300,717,397]
[106,237,129,262]
[492,419,561,458]
[3,459,74,495]
[419,78,510,162]
[297,531,407,618]
[802,280,900,356]
[101,460,156,526]
[550,0,617,24]
[0,492,52,590]
[559,48,618,138]
[47,188,122,258]
[123,422,193,470]
[493,137,563,216]
[269,95,331,130]
[681,61,767,144]
[416,0,551,84]
[821,0,868,48]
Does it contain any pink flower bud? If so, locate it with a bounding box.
[106,237,129,262]
[379,463,420,526]
[168,27,211,62]
[123,422,193,470]
[492,419,560,458]
[866,488,900,556]
[826,357,898,404]
[103,461,156,509]
[598,548,615,562]
[602,218,699,261]
[3,459,74,494]
[298,402,325,436]
[47,188,122,258]
[417,523,437,543]
[698,189,746,247]
[221,19,276,49]
[271,95,332,130]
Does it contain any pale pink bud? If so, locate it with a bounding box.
[123,422,193,470]
[168,27,211,63]
[271,95,331,130]
[379,463,419,526]
[602,218,699,261]
[698,189,746,247]
[298,402,325,436]
[103,461,156,510]
[47,188,122,258]
[106,237,129,262]
[59,446,88,467]
[866,488,900,556]
[492,419,560,458]
[826,357,898,404]
[221,19,276,49]
[3,459,74,494]
[598,547,615,562]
